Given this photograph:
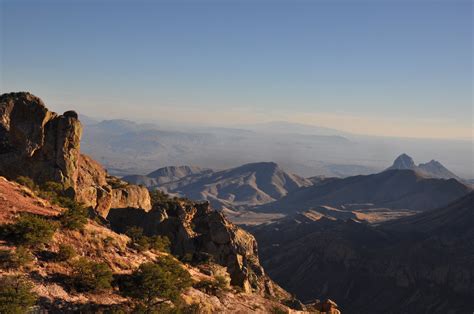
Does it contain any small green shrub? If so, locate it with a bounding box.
[0,247,34,270]
[119,256,192,310]
[40,181,65,195]
[193,275,228,296]
[59,205,88,231]
[15,176,36,190]
[149,235,171,253]
[70,258,113,292]
[1,214,58,248]
[125,226,170,253]
[0,275,37,313]
[56,244,76,262]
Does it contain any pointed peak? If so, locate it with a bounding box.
[390,154,416,170]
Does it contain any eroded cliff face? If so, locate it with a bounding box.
[0,92,151,216]
[0,92,82,191]
[107,199,283,296]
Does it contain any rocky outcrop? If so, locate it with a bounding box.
[0,92,82,192]
[107,199,282,295]
[76,154,151,217]
[0,92,151,216]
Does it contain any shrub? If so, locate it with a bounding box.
[193,275,228,296]
[15,176,36,190]
[125,226,170,253]
[1,214,58,248]
[0,247,34,270]
[41,181,65,195]
[0,276,37,313]
[70,258,113,292]
[149,235,171,253]
[119,256,192,310]
[56,244,76,262]
[59,204,88,230]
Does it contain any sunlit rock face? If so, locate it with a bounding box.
[0,92,151,216]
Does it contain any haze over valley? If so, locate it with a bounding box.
[1,0,472,313]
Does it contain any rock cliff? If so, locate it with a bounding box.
[0,92,151,216]
[107,198,283,296]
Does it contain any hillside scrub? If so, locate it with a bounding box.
[70,258,113,292]
[1,214,58,248]
[0,246,34,270]
[0,276,37,313]
[125,226,170,253]
[118,256,192,311]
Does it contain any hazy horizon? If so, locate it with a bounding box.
[1,0,472,140]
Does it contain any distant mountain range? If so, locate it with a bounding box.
[124,156,471,215]
[255,168,471,213]
[124,162,312,210]
[248,192,474,313]
[80,118,474,179]
[387,153,462,180]
[123,165,209,187]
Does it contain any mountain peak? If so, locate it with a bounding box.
[389,153,416,170]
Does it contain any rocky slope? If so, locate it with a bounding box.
[0,92,340,313]
[256,169,471,213]
[0,92,151,217]
[0,176,314,313]
[125,162,313,210]
[386,153,462,180]
[107,197,281,295]
[249,192,474,313]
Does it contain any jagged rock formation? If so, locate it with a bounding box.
[0,92,151,216]
[386,153,462,180]
[107,199,280,295]
[0,92,82,192]
[249,193,474,313]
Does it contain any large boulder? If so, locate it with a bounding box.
[0,92,151,216]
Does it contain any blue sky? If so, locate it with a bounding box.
[1,0,472,138]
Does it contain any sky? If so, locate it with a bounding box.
[1,0,472,139]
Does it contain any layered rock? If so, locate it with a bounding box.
[0,92,151,216]
[107,199,280,295]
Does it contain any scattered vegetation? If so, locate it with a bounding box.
[118,256,192,311]
[55,244,76,262]
[14,176,90,231]
[125,226,170,253]
[0,276,38,313]
[1,214,59,248]
[149,190,191,211]
[15,176,36,191]
[70,258,113,292]
[193,275,228,296]
[59,205,88,231]
[0,246,34,270]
